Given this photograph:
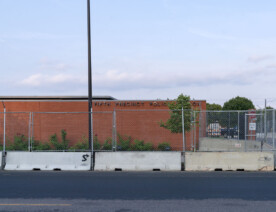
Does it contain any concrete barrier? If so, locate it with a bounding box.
[5,152,91,171]
[0,152,2,170]
[199,138,262,152]
[185,152,274,171]
[95,152,181,171]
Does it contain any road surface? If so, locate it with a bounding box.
[1,171,276,211]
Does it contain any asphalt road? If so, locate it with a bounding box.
[1,171,276,211]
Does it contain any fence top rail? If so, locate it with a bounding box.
[32,111,113,114]
[115,109,183,112]
[0,109,274,113]
[0,111,31,114]
[0,111,113,114]
[198,109,269,113]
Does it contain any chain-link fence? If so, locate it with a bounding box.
[0,109,276,152]
[198,109,276,152]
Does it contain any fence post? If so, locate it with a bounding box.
[32,112,34,151]
[3,107,6,153]
[90,108,94,171]
[245,113,247,152]
[264,108,267,143]
[112,110,117,151]
[238,111,240,140]
[273,109,275,149]
[28,112,32,152]
[2,106,6,170]
[181,107,185,152]
[193,111,196,152]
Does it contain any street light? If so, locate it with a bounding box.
[87,0,93,168]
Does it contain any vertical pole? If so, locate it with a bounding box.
[87,0,93,170]
[190,111,193,151]
[193,111,196,152]
[228,112,230,139]
[238,111,240,140]
[32,112,34,151]
[273,109,275,149]
[114,110,117,151]
[28,112,31,152]
[181,107,185,152]
[245,114,247,152]
[112,110,117,151]
[264,99,267,143]
[3,107,6,153]
[2,106,6,170]
[90,108,94,169]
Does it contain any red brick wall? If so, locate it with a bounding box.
[0,100,206,150]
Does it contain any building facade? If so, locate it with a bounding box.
[0,96,206,151]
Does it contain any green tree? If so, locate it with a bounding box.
[207,103,222,111]
[206,103,223,124]
[223,96,255,111]
[160,94,191,133]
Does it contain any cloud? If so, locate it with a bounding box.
[20,73,86,87]
[266,64,276,69]
[188,28,237,40]
[39,57,72,71]
[1,32,77,41]
[93,69,246,91]
[17,66,276,96]
[248,55,273,63]
[92,65,276,92]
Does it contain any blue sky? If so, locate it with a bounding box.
[1,0,276,107]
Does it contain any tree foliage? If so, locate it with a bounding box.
[207,103,222,111]
[223,96,255,111]
[160,94,191,133]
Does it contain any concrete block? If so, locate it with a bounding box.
[5,152,91,171]
[95,152,181,171]
[185,152,274,171]
[0,152,2,170]
[199,137,261,152]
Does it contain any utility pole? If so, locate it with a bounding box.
[87,0,93,170]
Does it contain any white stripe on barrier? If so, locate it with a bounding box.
[95,152,181,171]
[185,152,274,171]
[5,152,91,171]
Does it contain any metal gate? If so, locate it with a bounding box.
[245,112,265,151]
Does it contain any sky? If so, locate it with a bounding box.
[1,0,276,108]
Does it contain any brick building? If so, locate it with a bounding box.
[0,96,206,150]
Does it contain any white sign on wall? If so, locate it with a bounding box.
[249,123,256,131]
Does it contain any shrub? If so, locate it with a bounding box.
[70,135,101,150]
[70,135,88,150]
[131,139,153,151]
[50,133,63,150]
[117,134,131,151]
[6,134,28,151]
[33,140,51,151]
[102,138,112,150]
[93,135,101,150]
[157,142,171,151]
[61,129,70,150]
[50,129,70,150]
